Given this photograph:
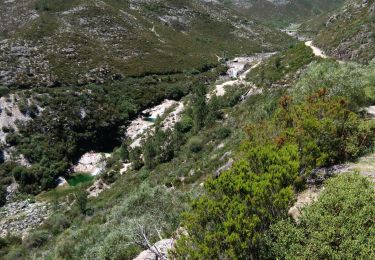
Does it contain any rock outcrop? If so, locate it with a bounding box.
[0,199,50,239]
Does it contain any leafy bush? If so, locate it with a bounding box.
[292,60,375,109]
[188,137,203,153]
[0,186,6,207]
[247,91,375,171]
[214,126,231,139]
[42,213,71,235]
[173,144,299,259]
[0,86,10,97]
[23,230,50,249]
[175,116,193,133]
[264,173,375,259]
[247,43,315,87]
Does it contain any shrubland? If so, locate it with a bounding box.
[1,36,374,259]
[264,173,375,259]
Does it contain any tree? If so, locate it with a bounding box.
[143,137,157,170]
[191,85,207,132]
[119,139,130,161]
[265,173,375,259]
[75,190,87,215]
[0,186,6,207]
[129,147,144,170]
[172,144,299,259]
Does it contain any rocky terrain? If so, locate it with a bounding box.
[0,0,292,87]
[220,0,346,26]
[0,199,50,239]
[307,0,375,63]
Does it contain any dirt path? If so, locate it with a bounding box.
[305,40,328,58]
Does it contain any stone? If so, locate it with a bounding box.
[133,239,174,260]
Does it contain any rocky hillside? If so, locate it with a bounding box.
[219,0,346,26]
[0,0,293,87]
[312,0,375,63]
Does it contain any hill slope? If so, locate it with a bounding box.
[312,0,375,63]
[0,0,293,87]
[219,0,346,26]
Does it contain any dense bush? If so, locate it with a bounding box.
[264,173,375,259]
[247,43,315,87]
[173,144,299,259]
[188,137,203,153]
[11,76,191,193]
[0,186,6,207]
[23,230,50,250]
[247,91,375,171]
[174,91,374,259]
[292,60,375,109]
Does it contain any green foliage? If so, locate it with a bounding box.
[173,144,299,259]
[0,86,10,97]
[42,213,71,235]
[129,147,143,171]
[214,126,232,140]
[247,43,315,87]
[0,186,6,207]
[187,137,203,153]
[29,182,189,259]
[265,173,375,259]
[247,92,375,171]
[75,190,88,215]
[292,60,375,109]
[175,116,193,133]
[192,85,208,132]
[23,230,50,250]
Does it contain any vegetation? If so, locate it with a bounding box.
[173,90,374,258]
[1,2,374,258]
[265,173,375,259]
[312,0,375,63]
[172,144,299,259]
[292,60,375,109]
[246,43,315,87]
[5,71,218,194]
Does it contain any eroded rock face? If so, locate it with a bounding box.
[133,239,174,260]
[72,152,110,176]
[0,199,50,239]
[87,179,110,198]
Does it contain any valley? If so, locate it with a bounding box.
[0,0,374,259]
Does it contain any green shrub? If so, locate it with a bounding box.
[23,230,50,249]
[43,213,71,235]
[247,43,315,87]
[265,173,375,259]
[214,126,231,139]
[5,133,20,146]
[172,144,299,259]
[0,186,6,207]
[188,137,203,153]
[176,116,193,133]
[292,60,375,109]
[0,86,10,97]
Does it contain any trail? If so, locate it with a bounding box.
[305,40,328,58]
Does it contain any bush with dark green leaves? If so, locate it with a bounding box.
[172,144,299,259]
[23,230,50,250]
[247,91,375,172]
[264,173,375,259]
[188,137,203,153]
